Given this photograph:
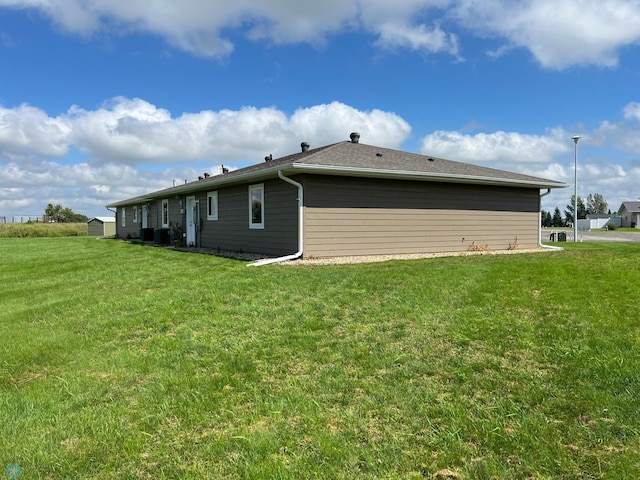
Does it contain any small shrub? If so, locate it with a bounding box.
[605,222,617,231]
[468,241,489,252]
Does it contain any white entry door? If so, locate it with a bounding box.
[186,196,199,246]
[141,205,148,228]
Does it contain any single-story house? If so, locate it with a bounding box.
[106,133,566,261]
[87,216,116,236]
[618,202,640,228]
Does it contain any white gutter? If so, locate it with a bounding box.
[538,188,563,251]
[248,170,304,266]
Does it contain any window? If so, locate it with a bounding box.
[249,184,264,229]
[133,205,138,223]
[161,199,169,227]
[121,207,126,227]
[207,191,218,221]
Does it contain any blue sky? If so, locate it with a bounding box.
[1,0,639,221]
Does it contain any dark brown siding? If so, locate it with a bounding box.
[198,178,298,255]
[302,175,539,212]
[301,175,541,258]
[115,206,142,239]
[116,201,161,239]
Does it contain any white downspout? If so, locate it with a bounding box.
[248,170,303,266]
[538,189,563,251]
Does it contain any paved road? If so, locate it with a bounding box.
[545,230,640,243]
[581,231,640,242]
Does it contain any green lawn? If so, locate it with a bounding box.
[1,238,639,479]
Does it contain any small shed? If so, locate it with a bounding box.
[87,217,116,236]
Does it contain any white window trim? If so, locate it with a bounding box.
[207,191,218,221]
[133,205,138,223]
[249,184,264,229]
[121,207,126,227]
[161,199,169,228]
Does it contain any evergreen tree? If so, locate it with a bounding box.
[564,195,586,225]
[552,207,564,227]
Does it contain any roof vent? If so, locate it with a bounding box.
[222,165,229,174]
[264,154,273,162]
[301,142,310,152]
[350,132,360,143]
[376,153,383,157]
[204,172,210,178]
[198,176,203,181]
[428,157,435,162]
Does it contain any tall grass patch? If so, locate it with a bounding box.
[1,238,639,478]
[0,222,87,238]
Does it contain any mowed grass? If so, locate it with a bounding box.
[1,238,639,479]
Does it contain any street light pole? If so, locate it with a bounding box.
[572,135,581,242]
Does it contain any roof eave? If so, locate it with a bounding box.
[289,163,568,189]
[105,163,294,208]
[106,161,566,209]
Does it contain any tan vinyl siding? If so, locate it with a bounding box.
[304,208,538,258]
[301,175,541,258]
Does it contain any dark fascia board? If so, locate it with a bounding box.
[106,161,566,208]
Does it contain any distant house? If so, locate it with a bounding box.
[106,133,566,261]
[87,217,116,236]
[618,202,640,228]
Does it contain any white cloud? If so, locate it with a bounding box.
[592,102,640,154]
[2,0,639,67]
[0,103,71,160]
[374,21,460,56]
[0,97,411,164]
[0,0,460,58]
[2,0,639,68]
[453,0,640,69]
[623,102,640,121]
[419,128,570,166]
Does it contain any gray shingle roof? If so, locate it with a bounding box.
[292,141,563,185]
[107,139,566,207]
[620,201,640,213]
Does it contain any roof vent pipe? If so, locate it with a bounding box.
[301,142,310,152]
[204,172,210,178]
[350,132,360,143]
[265,154,273,162]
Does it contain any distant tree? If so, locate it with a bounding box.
[69,213,89,223]
[564,195,586,225]
[586,193,608,215]
[43,203,87,223]
[44,203,63,222]
[552,207,564,227]
[541,209,552,227]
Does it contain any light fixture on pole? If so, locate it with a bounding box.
[572,135,581,242]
